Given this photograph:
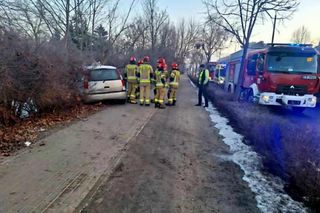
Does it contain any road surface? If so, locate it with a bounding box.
[0,75,259,213]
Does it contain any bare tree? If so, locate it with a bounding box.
[143,0,169,56]
[102,0,136,63]
[291,25,311,44]
[0,0,47,44]
[33,0,94,46]
[203,0,299,100]
[200,22,228,63]
[124,17,149,53]
[175,19,201,65]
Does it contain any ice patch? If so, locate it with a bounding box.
[189,79,197,88]
[24,141,32,147]
[205,103,307,213]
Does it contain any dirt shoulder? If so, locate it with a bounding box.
[82,75,259,213]
[0,102,156,212]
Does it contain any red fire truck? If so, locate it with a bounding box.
[224,43,320,111]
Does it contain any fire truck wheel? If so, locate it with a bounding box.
[247,89,255,103]
[239,89,247,102]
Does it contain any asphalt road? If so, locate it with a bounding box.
[0,75,259,213]
[81,76,259,213]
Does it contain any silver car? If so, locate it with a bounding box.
[82,65,127,103]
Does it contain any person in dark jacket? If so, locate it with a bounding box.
[195,64,210,107]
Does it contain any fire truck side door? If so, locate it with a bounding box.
[247,55,258,76]
[318,55,320,73]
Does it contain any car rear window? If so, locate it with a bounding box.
[89,69,120,81]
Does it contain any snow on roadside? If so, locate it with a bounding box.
[205,104,307,213]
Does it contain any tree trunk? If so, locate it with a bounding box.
[91,0,97,54]
[234,43,249,101]
[65,0,71,48]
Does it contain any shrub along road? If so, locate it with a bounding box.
[0,75,259,213]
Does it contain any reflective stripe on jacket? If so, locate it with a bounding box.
[198,69,209,85]
[169,69,180,88]
[155,70,166,88]
[125,64,138,82]
[139,64,153,85]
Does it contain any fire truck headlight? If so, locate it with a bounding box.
[308,97,317,104]
[262,95,270,103]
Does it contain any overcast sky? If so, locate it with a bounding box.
[160,0,320,41]
[157,0,320,57]
[127,0,320,58]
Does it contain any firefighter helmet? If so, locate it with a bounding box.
[172,63,179,70]
[158,62,165,70]
[138,59,143,66]
[157,57,166,64]
[143,56,150,63]
[130,56,136,64]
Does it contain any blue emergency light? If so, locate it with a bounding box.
[267,43,313,47]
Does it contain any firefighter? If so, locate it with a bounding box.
[124,56,138,104]
[195,64,209,107]
[166,63,181,106]
[138,56,153,106]
[136,59,143,100]
[154,63,167,109]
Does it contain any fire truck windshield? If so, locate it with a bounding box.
[267,52,317,74]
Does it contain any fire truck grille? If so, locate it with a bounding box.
[276,85,307,96]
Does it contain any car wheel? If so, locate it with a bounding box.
[239,88,248,102]
[119,99,127,105]
[247,89,255,103]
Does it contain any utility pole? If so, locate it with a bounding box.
[271,12,277,44]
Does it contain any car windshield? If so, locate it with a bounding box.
[267,52,317,74]
[89,68,119,81]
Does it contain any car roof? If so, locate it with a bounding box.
[86,65,117,70]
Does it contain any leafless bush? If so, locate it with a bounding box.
[0,30,84,125]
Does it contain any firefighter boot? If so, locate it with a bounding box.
[159,104,166,109]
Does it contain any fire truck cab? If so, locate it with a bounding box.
[225,43,320,109]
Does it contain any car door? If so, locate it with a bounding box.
[88,68,123,94]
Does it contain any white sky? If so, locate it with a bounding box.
[158,0,320,58]
[125,0,320,58]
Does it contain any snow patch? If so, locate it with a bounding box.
[189,79,197,88]
[24,141,32,147]
[205,103,307,213]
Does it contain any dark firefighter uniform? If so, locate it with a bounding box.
[124,63,138,104]
[138,56,153,106]
[196,64,210,107]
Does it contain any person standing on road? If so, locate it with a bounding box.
[137,56,153,106]
[166,63,181,106]
[136,59,143,100]
[124,56,138,104]
[195,64,209,107]
[154,63,167,109]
